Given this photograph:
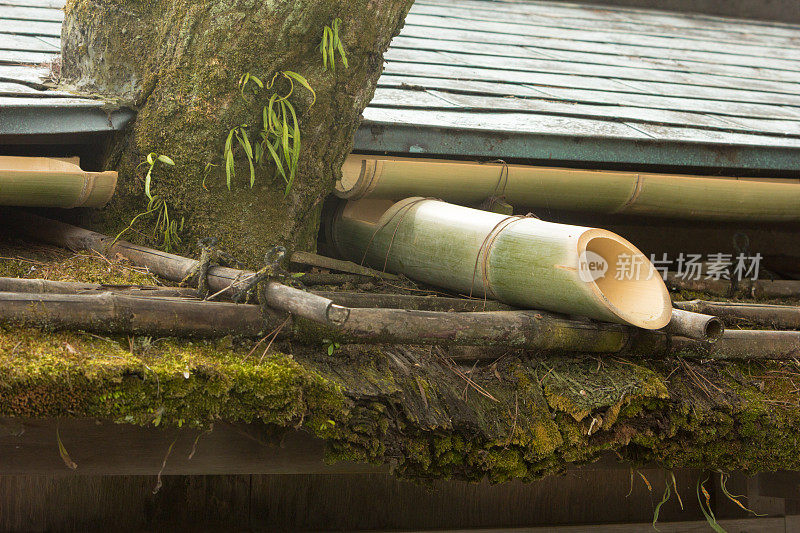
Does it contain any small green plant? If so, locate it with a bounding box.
[651,471,682,531]
[115,152,183,252]
[322,338,340,355]
[224,125,256,188]
[238,72,263,99]
[697,476,726,532]
[319,18,348,71]
[223,71,315,195]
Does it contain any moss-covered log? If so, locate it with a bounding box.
[3,325,800,482]
[61,0,414,264]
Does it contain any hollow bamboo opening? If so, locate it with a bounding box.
[704,319,725,341]
[580,233,671,329]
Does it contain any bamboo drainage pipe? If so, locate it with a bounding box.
[337,155,800,221]
[327,198,672,329]
[0,156,117,208]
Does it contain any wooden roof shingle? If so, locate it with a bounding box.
[3,0,800,170]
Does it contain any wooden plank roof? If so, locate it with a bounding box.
[3,0,800,170]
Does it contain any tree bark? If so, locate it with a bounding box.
[60,0,415,265]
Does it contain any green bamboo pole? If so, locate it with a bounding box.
[328,198,672,329]
[0,156,116,208]
[337,155,800,222]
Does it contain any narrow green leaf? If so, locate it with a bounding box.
[280,101,290,167]
[146,152,156,165]
[238,129,253,159]
[225,149,234,190]
[288,100,301,179]
[282,71,316,105]
[144,167,153,200]
[337,39,349,68]
[651,479,670,531]
[697,477,727,533]
[264,140,286,182]
[238,129,255,188]
[718,472,764,516]
[157,155,175,166]
[670,472,683,511]
[56,427,78,470]
[267,95,278,131]
[225,129,234,153]
[251,75,263,89]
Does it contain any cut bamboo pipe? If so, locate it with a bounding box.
[327,198,672,329]
[674,300,800,329]
[0,156,117,208]
[662,308,724,342]
[337,155,800,222]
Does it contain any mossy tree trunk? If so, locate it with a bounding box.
[61,0,414,265]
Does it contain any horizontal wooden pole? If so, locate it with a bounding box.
[0,291,277,338]
[290,251,399,280]
[666,272,800,298]
[0,277,511,314]
[706,330,800,360]
[314,291,514,312]
[0,290,793,359]
[674,299,800,329]
[0,276,200,298]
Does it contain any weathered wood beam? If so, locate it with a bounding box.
[0,418,383,476]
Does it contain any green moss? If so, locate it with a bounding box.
[3,321,800,482]
[0,248,158,285]
[0,328,344,428]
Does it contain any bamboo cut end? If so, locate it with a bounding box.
[0,156,118,208]
[82,171,118,207]
[579,231,672,330]
[336,156,376,199]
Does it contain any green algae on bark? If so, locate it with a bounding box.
[3,325,800,482]
[60,0,415,266]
